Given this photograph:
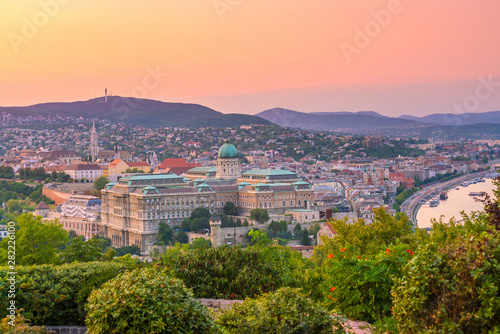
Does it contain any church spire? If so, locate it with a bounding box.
[90,121,99,162]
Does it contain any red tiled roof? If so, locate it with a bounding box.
[163,166,191,175]
[109,159,122,167]
[128,161,150,167]
[158,158,190,169]
[35,202,50,210]
[45,166,67,172]
[326,222,337,235]
[66,163,102,171]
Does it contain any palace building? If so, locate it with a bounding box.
[100,143,314,253]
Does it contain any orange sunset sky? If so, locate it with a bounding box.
[1,0,499,116]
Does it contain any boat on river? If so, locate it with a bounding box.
[429,197,440,207]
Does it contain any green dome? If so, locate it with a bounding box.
[218,143,238,158]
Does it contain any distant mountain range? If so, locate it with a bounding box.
[0,97,272,128]
[399,111,500,126]
[255,108,500,138]
[255,108,422,131]
[1,96,499,137]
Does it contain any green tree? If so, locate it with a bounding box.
[301,228,311,246]
[315,207,417,260]
[293,223,302,238]
[103,247,116,261]
[248,229,271,247]
[114,245,141,257]
[191,207,210,219]
[182,207,211,231]
[175,231,189,244]
[223,201,238,216]
[250,208,269,224]
[268,220,287,235]
[94,236,112,252]
[69,230,78,239]
[61,236,103,263]
[190,237,211,249]
[308,223,321,236]
[0,214,69,265]
[6,199,22,213]
[157,222,173,245]
[93,176,110,191]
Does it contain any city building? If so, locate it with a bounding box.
[108,159,151,175]
[39,150,81,164]
[154,158,200,175]
[65,162,103,181]
[98,149,132,162]
[285,209,320,223]
[100,143,316,253]
[317,222,336,245]
[34,201,50,218]
[60,195,101,240]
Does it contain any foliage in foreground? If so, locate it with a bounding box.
[0,261,127,326]
[216,287,346,334]
[392,233,500,333]
[0,214,69,266]
[321,244,414,323]
[160,245,284,299]
[86,267,216,334]
[0,313,48,334]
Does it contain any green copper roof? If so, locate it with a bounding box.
[121,173,182,181]
[242,169,297,176]
[218,143,238,158]
[188,167,217,173]
[142,185,160,195]
[293,181,310,185]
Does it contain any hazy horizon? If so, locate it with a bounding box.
[1,1,499,117]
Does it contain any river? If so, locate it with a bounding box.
[416,178,496,228]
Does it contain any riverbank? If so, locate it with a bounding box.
[401,172,486,227]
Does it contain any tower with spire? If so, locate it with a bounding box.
[90,121,99,162]
[150,151,159,171]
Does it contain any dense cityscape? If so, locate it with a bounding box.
[2,1,500,333]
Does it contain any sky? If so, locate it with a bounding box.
[1,0,499,117]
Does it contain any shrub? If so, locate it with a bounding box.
[86,267,216,334]
[392,234,500,333]
[320,244,413,323]
[0,262,124,326]
[160,245,282,299]
[216,287,346,334]
[0,313,47,334]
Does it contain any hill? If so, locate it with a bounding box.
[399,110,500,126]
[256,108,421,131]
[0,97,272,128]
